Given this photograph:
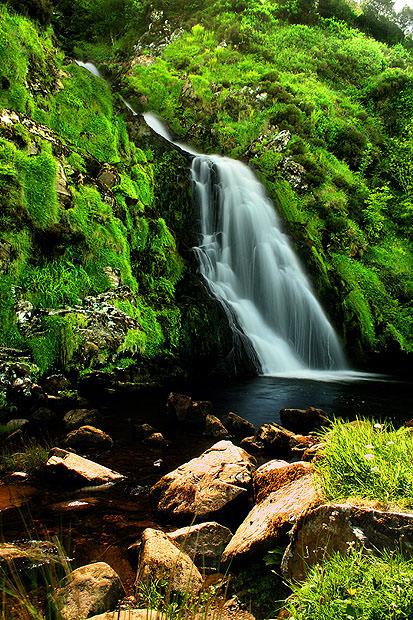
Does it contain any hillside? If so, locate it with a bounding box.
[0,0,412,405]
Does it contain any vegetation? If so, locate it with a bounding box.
[315,419,413,509]
[286,550,413,620]
[0,441,49,474]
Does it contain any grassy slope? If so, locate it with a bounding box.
[116,1,413,366]
[0,5,186,376]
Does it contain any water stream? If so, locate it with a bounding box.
[76,64,360,380]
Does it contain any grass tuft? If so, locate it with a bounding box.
[315,418,413,509]
[286,550,413,620]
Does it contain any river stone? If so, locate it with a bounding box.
[63,408,99,430]
[253,460,312,503]
[168,522,233,569]
[45,448,124,486]
[222,474,321,564]
[255,423,318,456]
[136,528,203,596]
[224,412,255,437]
[54,562,124,620]
[90,612,165,620]
[167,392,212,426]
[142,432,169,447]
[151,440,255,521]
[195,599,256,620]
[63,426,114,451]
[204,414,230,438]
[281,503,413,582]
[279,407,330,434]
[0,541,62,574]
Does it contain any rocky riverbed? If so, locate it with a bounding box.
[1,387,413,619]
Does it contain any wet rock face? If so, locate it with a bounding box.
[151,440,255,521]
[279,407,330,434]
[136,528,203,596]
[45,448,125,487]
[204,414,230,438]
[63,425,114,451]
[282,503,413,582]
[53,562,124,620]
[242,423,319,458]
[167,522,233,571]
[222,474,321,565]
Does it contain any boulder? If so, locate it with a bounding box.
[282,503,413,582]
[224,412,255,438]
[0,541,63,575]
[63,426,114,451]
[302,442,325,462]
[279,407,330,434]
[90,612,165,620]
[142,432,169,447]
[32,407,58,423]
[253,460,312,503]
[53,562,124,620]
[64,408,99,430]
[136,528,203,596]
[134,423,157,439]
[255,423,318,456]
[240,436,265,453]
[204,414,230,439]
[222,474,321,564]
[151,441,255,521]
[168,522,233,570]
[45,448,125,486]
[167,392,212,426]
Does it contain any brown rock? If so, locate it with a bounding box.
[204,414,230,439]
[142,432,169,447]
[279,407,330,434]
[151,440,255,521]
[224,412,255,438]
[222,474,321,564]
[195,598,256,619]
[282,503,413,582]
[302,442,325,462]
[168,522,233,569]
[167,392,212,426]
[54,562,124,620]
[64,408,99,430]
[136,528,203,596]
[254,460,312,503]
[90,612,165,620]
[0,541,62,575]
[64,426,114,451]
[255,423,318,457]
[240,436,265,453]
[46,448,125,486]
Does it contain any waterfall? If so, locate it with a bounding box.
[141,113,347,376]
[192,156,347,375]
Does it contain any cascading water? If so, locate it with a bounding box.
[72,72,362,381]
[143,112,347,376]
[192,156,347,375]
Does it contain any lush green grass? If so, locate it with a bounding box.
[286,550,413,620]
[315,419,413,509]
[123,4,413,357]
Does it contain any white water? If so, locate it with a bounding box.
[143,113,350,377]
[192,156,348,375]
[75,61,101,77]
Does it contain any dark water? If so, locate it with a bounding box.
[192,374,413,425]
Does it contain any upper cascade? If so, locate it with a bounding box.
[143,112,347,376]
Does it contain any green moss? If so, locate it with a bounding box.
[29,313,85,373]
[16,150,60,229]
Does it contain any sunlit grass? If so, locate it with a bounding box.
[286,550,413,620]
[315,419,413,509]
